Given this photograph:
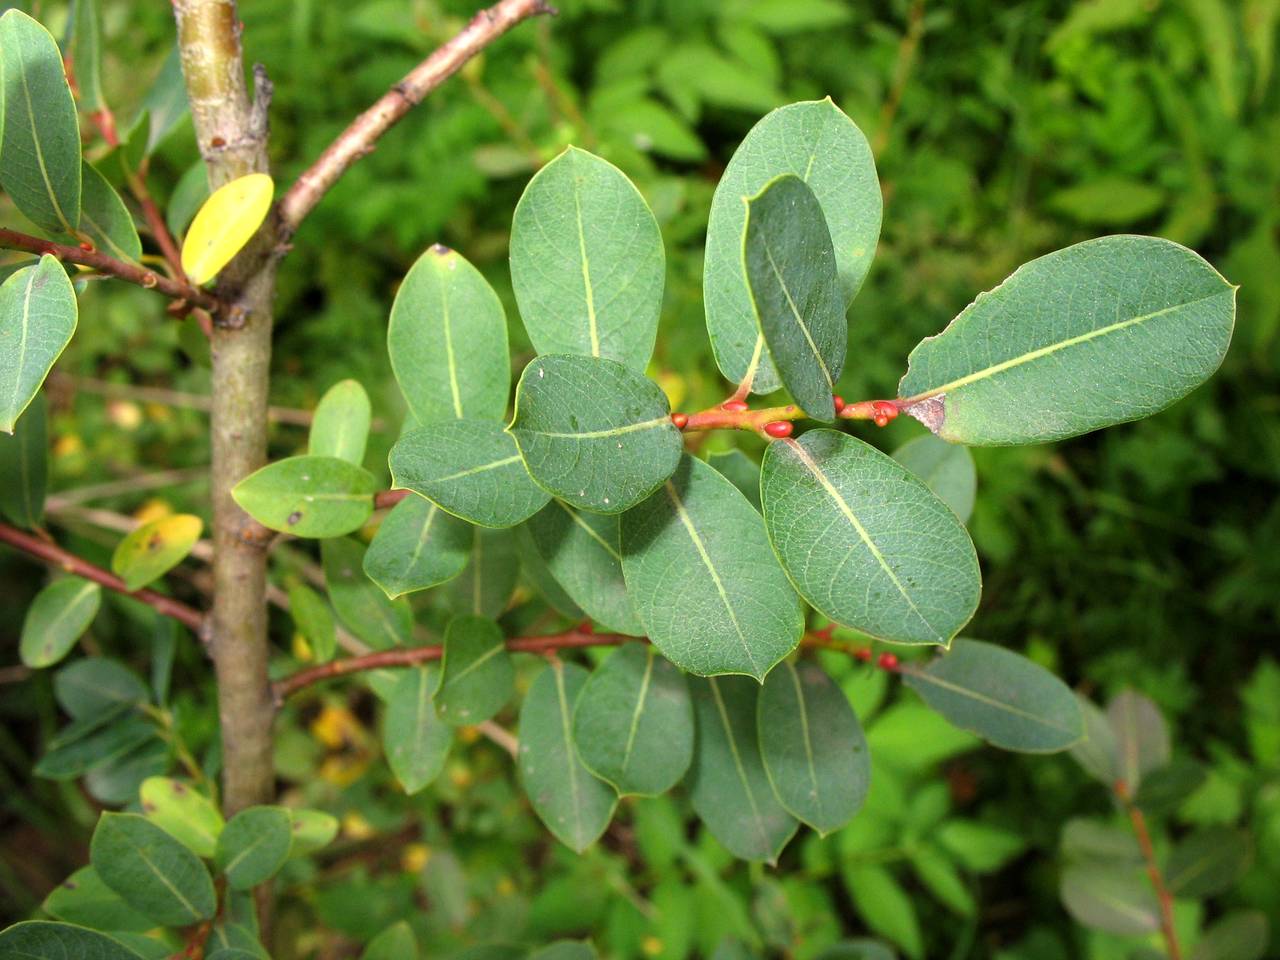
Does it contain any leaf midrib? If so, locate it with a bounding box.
[708,678,770,854]
[905,665,1080,736]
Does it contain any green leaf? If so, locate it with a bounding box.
[909,844,975,916]
[389,244,510,423]
[761,429,980,646]
[528,944,596,960]
[572,642,692,796]
[524,500,642,635]
[19,576,101,668]
[1190,911,1270,960]
[390,419,550,528]
[287,808,339,859]
[34,707,155,779]
[510,146,664,371]
[309,379,371,465]
[1165,827,1252,897]
[139,776,224,858]
[90,812,216,926]
[77,162,141,263]
[897,236,1236,445]
[139,48,188,155]
[384,666,452,794]
[902,639,1084,752]
[841,864,924,960]
[362,921,418,960]
[812,941,896,960]
[623,454,802,679]
[64,0,105,110]
[0,922,145,960]
[362,494,470,599]
[0,10,81,234]
[704,99,879,395]
[1134,758,1207,817]
[688,676,797,863]
[758,660,869,834]
[110,513,202,591]
[517,524,585,619]
[167,161,210,240]
[287,579,337,663]
[935,819,1026,873]
[215,806,293,890]
[510,354,683,514]
[436,615,514,726]
[742,174,844,419]
[232,455,375,538]
[0,386,47,526]
[84,738,168,807]
[0,255,78,434]
[444,525,519,618]
[706,449,760,510]
[518,659,617,852]
[1059,862,1159,935]
[1070,694,1120,785]
[321,537,413,649]
[891,434,976,524]
[42,865,156,933]
[1107,689,1170,791]
[54,656,148,719]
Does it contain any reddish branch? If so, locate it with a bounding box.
[1116,781,1183,960]
[677,396,902,437]
[276,0,556,236]
[0,521,204,632]
[0,228,220,313]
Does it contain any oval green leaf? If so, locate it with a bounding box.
[510,146,664,371]
[363,493,470,599]
[0,922,145,960]
[758,659,869,835]
[444,525,519,619]
[215,805,293,890]
[743,174,844,420]
[42,865,155,933]
[898,236,1236,445]
[0,387,47,526]
[622,454,803,680]
[321,537,412,649]
[0,255,78,434]
[891,433,976,524]
[1059,862,1159,936]
[510,354,682,514]
[1165,827,1252,897]
[436,614,514,726]
[524,499,643,635]
[1107,688,1170,791]
[1190,911,1270,960]
[55,656,148,719]
[707,448,761,510]
[518,659,617,852]
[77,161,142,263]
[389,244,510,423]
[139,776,224,858]
[287,579,337,663]
[90,811,215,926]
[572,643,692,796]
[110,513,202,592]
[232,455,376,538]
[390,418,550,528]
[20,576,101,668]
[0,10,82,234]
[760,429,980,646]
[704,98,879,395]
[688,676,797,864]
[287,808,339,859]
[902,639,1084,752]
[384,666,452,794]
[309,379,371,465]
[362,921,418,960]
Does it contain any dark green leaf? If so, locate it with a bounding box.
[622,454,803,680]
[891,434,976,524]
[42,866,156,932]
[308,379,371,465]
[362,921,418,960]
[322,537,413,649]
[90,812,216,926]
[232,455,375,538]
[1134,759,1207,817]
[0,386,46,526]
[139,48,188,154]
[54,657,148,719]
[287,579,337,663]
[77,162,141,263]
[166,161,209,239]
[706,449,760,510]
[215,806,293,890]
[444,525,519,618]
[1190,911,1270,960]
[0,922,145,960]
[528,944,597,960]
[0,255,78,434]
[34,708,154,779]
[436,615,513,726]
[384,666,452,794]
[1165,828,1252,897]
[363,494,470,599]
[20,576,101,668]
[64,0,104,110]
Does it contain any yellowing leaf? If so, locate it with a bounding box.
[180,172,274,285]
[110,514,202,592]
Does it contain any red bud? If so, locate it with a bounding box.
[763,421,793,439]
[833,395,845,414]
[671,413,688,429]
[722,400,749,412]
[877,652,899,670]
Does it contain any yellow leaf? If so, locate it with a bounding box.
[110,514,203,592]
[180,172,274,285]
[132,498,173,525]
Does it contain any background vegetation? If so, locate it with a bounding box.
[1,0,1277,957]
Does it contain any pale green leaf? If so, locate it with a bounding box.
[898,236,1236,445]
[140,48,188,154]
[42,865,155,933]
[760,429,980,646]
[362,921,418,960]
[622,454,803,680]
[436,614,513,726]
[309,379,371,465]
[389,244,509,423]
[390,419,550,528]
[77,161,141,263]
[54,656,148,719]
[909,844,975,916]
[139,776,224,858]
[20,576,101,668]
[1190,911,1270,960]
[510,354,682,514]
[518,660,617,852]
[935,819,1026,873]
[363,494,470,599]
[1107,688,1170,791]
[1165,827,1252,897]
[384,666,451,794]
[322,537,413,649]
[510,146,664,371]
[0,922,145,960]
[64,0,104,110]
[688,676,797,863]
[572,642,692,796]
[524,499,642,635]
[215,806,293,890]
[1059,862,1159,935]
[181,173,273,285]
[743,174,843,419]
[90,812,215,926]
[841,864,924,960]
[287,580,337,663]
[444,525,519,618]
[891,433,976,524]
[902,639,1084,752]
[232,455,375,538]
[0,255,78,434]
[758,660,868,834]
[110,513,202,591]
[167,161,210,239]
[287,808,339,859]
[0,386,47,526]
[1069,694,1120,785]
[704,99,879,395]
[0,10,81,234]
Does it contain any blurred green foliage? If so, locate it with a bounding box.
[1,0,1277,956]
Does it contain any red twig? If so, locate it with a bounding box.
[675,397,901,437]
[277,0,555,236]
[0,522,204,632]
[127,169,189,284]
[1117,781,1183,960]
